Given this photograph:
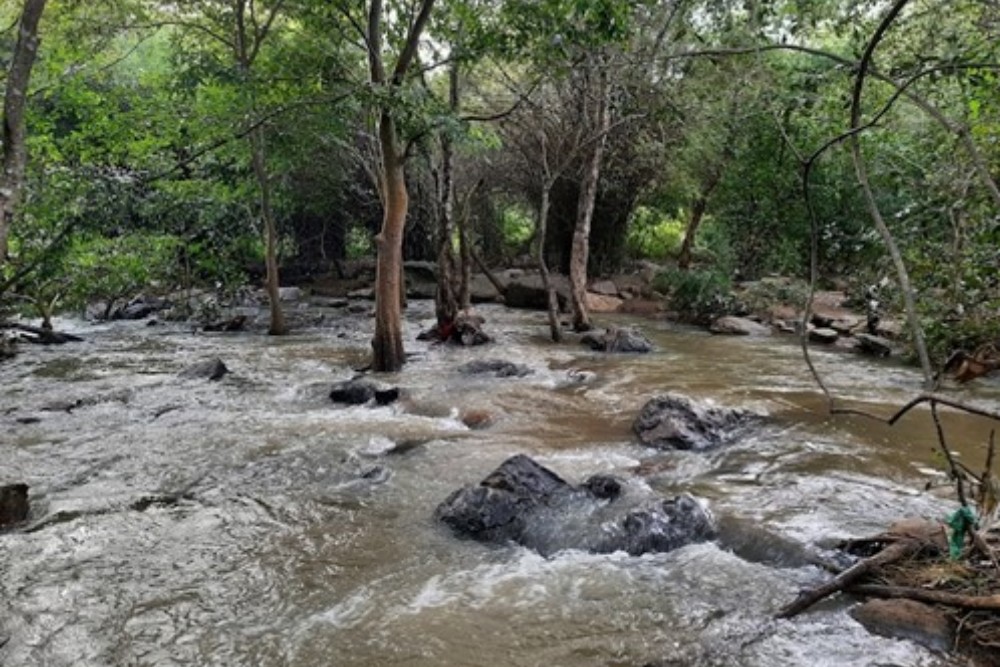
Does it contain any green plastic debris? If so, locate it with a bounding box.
[945,506,978,560]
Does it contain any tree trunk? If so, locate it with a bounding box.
[677,196,707,270]
[536,182,561,342]
[0,0,47,268]
[373,111,407,372]
[434,63,459,326]
[249,125,287,335]
[569,61,611,332]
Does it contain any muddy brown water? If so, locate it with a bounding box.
[2,301,996,667]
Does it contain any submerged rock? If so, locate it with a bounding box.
[458,359,533,378]
[581,327,654,353]
[178,358,229,381]
[633,393,755,451]
[329,379,399,406]
[851,599,954,654]
[0,483,29,528]
[435,455,715,556]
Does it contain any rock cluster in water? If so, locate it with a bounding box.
[581,327,654,353]
[457,358,533,378]
[329,378,400,406]
[435,455,715,556]
[633,393,755,451]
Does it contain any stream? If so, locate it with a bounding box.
[2,299,998,667]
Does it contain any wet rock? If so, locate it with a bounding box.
[581,474,622,501]
[329,379,399,406]
[278,286,302,302]
[0,333,16,360]
[581,327,654,353]
[503,275,570,311]
[404,260,438,283]
[435,455,715,556]
[458,359,533,378]
[851,599,954,653]
[601,495,715,556]
[855,333,893,357]
[460,409,496,429]
[808,327,839,344]
[0,483,29,527]
[710,316,771,336]
[584,292,623,314]
[417,311,492,346]
[589,279,620,297]
[114,295,170,320]
[178,358,229,381]
[202,315,247,332]
[633,393,755,451]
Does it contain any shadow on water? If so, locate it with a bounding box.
[1,303,993,666]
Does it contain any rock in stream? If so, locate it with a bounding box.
[435,454,715,556]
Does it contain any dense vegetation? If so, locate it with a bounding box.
[0,0,997,369]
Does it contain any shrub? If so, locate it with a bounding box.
[654,267,735,323]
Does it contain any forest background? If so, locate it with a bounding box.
[0,0,997,372]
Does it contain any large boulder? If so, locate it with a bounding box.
[633,393,755,451]
[0,483,29,528]
[855,333,893,357]
[435,455,715,556]
[503,274,570,311]
[584,292,624,314]
[581,327,654,353]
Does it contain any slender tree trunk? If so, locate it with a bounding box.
[677,166,724,270]
[569,61,610,332]
[536,181,561,342]
[434,64,459,326]
[373,111,407,371]
[458,192,472,310]
[234,0,285,335]
[248,125,286,335]
[0,0,47,268]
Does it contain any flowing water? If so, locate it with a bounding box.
[2,300,998,667]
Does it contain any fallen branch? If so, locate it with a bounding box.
[849,584,1000,611]
[776,538,924,619]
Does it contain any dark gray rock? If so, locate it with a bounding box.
[178,358,229,381]
[329,379,399,406]
[600,495,715,556]
[581,327,654,353]
[855,333,893,357]
[435,455,715,556]
[0,483,29,527]
[458,359,533,378]
[808,327,839,344]
[634,393,755,451]
[502,275,570,311]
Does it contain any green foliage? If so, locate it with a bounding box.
[625,206,684,260]
[653,267,734,323]
[498,204,535,254]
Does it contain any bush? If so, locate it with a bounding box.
[626,206,684,260]
[654,267,735,323]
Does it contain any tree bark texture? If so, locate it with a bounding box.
[373,112,407,371]
[235,0,286,335]
[249,125,287,335]
[0,0,47,268]
[569,60,611,332]
[677,165,725,270]
[435,63,459,326]
[536,182,562,342]
[367,0,436,372]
